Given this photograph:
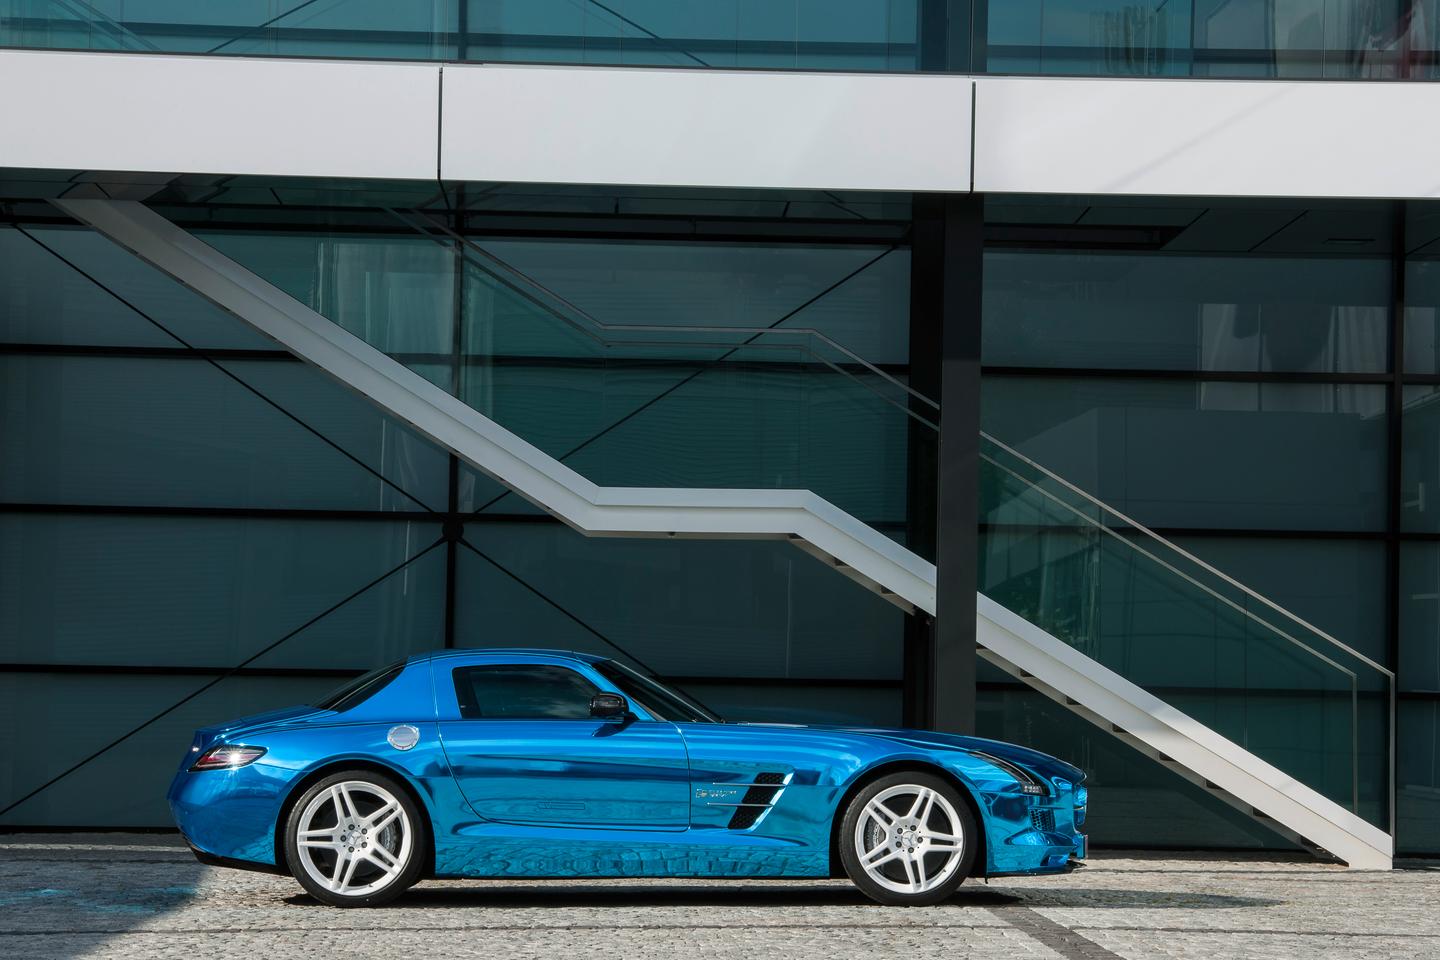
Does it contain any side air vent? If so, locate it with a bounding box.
[721,772,788,830]
[1030,808,1056,834]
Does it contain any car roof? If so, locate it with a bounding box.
[408,648,610,667]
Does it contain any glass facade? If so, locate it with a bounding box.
[0,191,911,826]
[2,180,1438,857]
[4,1,1439,78]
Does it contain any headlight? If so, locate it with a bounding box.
[190,744,266,771]
[970,750,1048,796]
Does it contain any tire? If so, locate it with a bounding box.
[838,771,979,906]
[283,769,426,907]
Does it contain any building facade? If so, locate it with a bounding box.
[0,2,1437,862]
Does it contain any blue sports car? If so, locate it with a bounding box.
[169,649,1087,907]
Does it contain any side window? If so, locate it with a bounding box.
[453,664,600,720]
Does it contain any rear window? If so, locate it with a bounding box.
[315,662,403,713]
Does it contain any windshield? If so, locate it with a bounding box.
[594,660,721,723]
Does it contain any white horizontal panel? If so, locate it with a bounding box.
[0,50,439,180]
[975,76,1440,200]
[441,64,972,192]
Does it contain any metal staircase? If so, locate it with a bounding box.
[54,197,1394,870]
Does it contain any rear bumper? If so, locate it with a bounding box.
[167,762,292,867]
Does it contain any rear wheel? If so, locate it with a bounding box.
[838,772,978,906]
[283,770,425,907]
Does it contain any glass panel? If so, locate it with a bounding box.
[1400,542,1440,693]
[986,1,1440,79]
[0,673,340,826]
[452,523,903,680]
[1402,386,1440,535]
[205,210,919,533]
[978,432,1393,827]
[1171,536,1387,665]
[0,0,920,70]
[0,514,445,669]
[6,1,1440,78]
[981,376,1388,532]
[1398,699,1440,855]
[0,224,173,348]
[0,354,450,511]
[985,250,1389,374]
[672,681,901,726]
[979,684,1301,849]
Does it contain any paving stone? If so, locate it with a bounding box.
[0,835,1436,960]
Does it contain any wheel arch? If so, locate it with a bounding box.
[827,759,988,879]
[272,758,436,878]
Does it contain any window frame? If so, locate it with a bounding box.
[449,661,654,722]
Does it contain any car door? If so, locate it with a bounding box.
[436,659,691,830]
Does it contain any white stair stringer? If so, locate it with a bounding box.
[978,596,1393,869]
[54,198,1392,870]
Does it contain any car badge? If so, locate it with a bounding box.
[386,724,420,751]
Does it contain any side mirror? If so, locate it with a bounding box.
[589,693,629,722]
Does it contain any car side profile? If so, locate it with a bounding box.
[169,649,1087,907]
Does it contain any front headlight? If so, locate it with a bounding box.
[970,750,1048,796]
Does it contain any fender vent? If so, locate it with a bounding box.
[723,772,788,830]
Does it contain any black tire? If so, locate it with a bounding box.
[838,771,979,906]
[283,769,426,908]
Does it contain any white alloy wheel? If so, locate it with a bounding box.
[846,782,973,903]
[294,780,413,899]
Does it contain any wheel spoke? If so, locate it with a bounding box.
[862,842,901,868]
[339,853,361,890]
[912,851,929,887]
[371,842,400,867]
[367,802,401,833]
[366,847,400,876]
[329,786,346,826]
[900,851,918,890]
[298,838,342,850]
[329,850,349,888]
[905,787,931,819]
[918,789,936,827]
[924,831,963,848]
[862,799,898,828]
[338,784,359,822]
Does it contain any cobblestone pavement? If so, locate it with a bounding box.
[1,834,1437,960]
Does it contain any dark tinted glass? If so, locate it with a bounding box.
[453,664,599,719]
[315,662,403,711]
[595,659,720,723]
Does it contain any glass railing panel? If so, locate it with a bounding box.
[979,432,1393,828]
[184,209,921,542]
[456,250,915,532]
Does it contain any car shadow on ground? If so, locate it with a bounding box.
[284,883,1279,911]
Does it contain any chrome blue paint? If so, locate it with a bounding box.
[168,649,1087,883]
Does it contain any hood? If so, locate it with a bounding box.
[757,723,1085,784]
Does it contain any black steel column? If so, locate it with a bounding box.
[905,193,983,733]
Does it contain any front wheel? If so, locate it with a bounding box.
[838,772,979,906]
[283,770,426,907]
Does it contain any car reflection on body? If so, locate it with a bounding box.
[169,649,1087,907]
